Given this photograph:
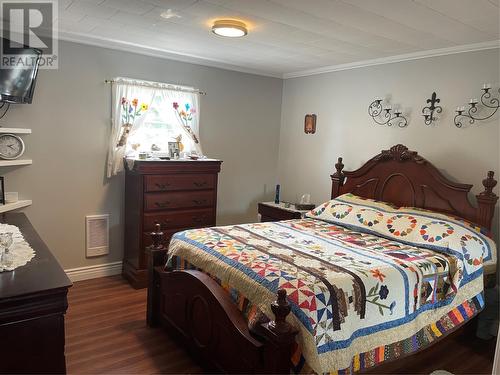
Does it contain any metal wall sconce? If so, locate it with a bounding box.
[368,98,408,128]
[422,92,442,125]
[454,84,500,128]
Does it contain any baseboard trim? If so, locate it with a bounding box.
[65,261,123,282]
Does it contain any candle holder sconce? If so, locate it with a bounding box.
[454,84,500,128]
[368,98,408,128]
[422,92,442,126]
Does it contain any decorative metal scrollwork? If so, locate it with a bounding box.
[368,98,408,128]
[422,92,442,126]
[454,84,499,128]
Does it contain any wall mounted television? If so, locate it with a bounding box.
[0,38,42,104]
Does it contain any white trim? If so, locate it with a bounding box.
[283,40,500,79]
[58,31,283,79]
[65,261,122,282]
[57,31,499,80]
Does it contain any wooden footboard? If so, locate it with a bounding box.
[146,225,297,374]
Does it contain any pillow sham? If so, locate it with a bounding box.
[306,193,497,281]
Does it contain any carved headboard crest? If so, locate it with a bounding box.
[331,144,498,231]
[373,144,425,163]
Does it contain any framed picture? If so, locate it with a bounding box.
[0,177,5,205]
[168,142,180,158]
[304,114,317,134]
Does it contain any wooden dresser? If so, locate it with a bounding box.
[0,213,72,374]
[123,159,222,288]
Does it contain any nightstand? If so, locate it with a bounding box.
[258,202,310,222]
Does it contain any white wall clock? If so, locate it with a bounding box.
[0,134,25,160]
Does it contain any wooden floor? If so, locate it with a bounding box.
[66,275,496,374]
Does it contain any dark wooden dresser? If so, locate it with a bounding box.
[0,213,72,374]
[123,159,222,288]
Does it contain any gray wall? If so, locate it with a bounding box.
[1,40,283,269]
[278,49,500,240]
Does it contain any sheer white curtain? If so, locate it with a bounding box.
[107,80,157,177]
[107,78,203,177]
[155,89,202,155]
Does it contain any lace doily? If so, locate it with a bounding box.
[0,223,35,272]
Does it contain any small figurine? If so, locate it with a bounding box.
[151,144,161,151]
[174,134,185,152]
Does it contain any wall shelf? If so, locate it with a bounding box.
[0,159,32,167]
[0,200,32,213]
[0,128,31,134]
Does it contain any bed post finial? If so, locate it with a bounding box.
[269,289,293,335]
[331,157,345,198]
[258,289,297,374]
[151,223,165,249]
[476,171,498,231]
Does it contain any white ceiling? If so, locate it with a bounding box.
[57,0,500,78]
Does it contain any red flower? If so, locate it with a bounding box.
[173,102,179,110]
[371,269,386,282]
[121,97,127,105]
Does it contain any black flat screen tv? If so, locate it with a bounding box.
[0,38,42,104]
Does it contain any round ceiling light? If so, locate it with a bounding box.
[211,20,247,38]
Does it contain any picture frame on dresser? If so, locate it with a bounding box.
[123,159,222,288]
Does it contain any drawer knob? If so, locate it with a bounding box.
[192,199,207,205]
[193,181,208,187]
[155,201,170,208]
[192,217,203,223]
[155,182,171,190]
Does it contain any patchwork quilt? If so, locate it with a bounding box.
[166,194,495,374]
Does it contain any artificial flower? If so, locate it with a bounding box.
[185,103,190,111]
[132,98,138,107]
[141,103,148,111]
[173,102,179,110]
[121,97,127,105]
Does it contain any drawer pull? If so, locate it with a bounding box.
[155,201,170,208]
[155,183,171,190]
[192,217,204,224]
[193,181,208,187]
[192,199,207,205]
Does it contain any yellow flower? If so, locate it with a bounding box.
[141,103,148,111]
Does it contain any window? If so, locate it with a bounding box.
[107,77,202,177]
[125,92,199,157]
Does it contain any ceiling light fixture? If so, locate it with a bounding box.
[211,20,247,38]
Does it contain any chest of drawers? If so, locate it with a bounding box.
[123,159,222,288]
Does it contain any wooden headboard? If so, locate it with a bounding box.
[331,144,498,231]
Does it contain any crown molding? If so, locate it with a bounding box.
[57,32,499,80]
[283,40,500,79]
[57,31,283,79]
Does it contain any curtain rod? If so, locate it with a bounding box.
[104,79,206,95]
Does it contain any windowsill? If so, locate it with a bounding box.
[125,157,220,162]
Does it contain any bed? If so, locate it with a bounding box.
[146,144,498,374]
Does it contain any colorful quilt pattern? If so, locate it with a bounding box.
[167,200,489,373]
[306,194,496,279]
